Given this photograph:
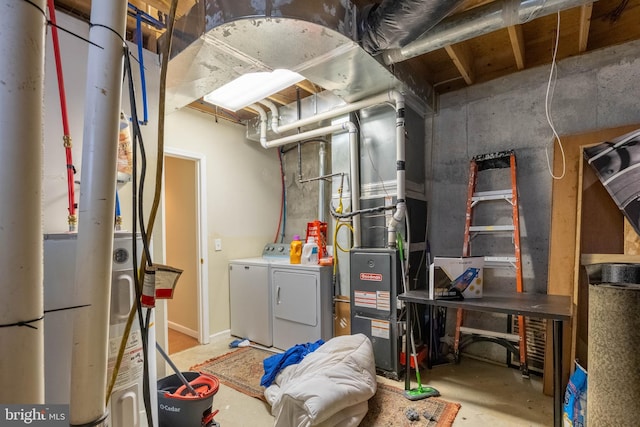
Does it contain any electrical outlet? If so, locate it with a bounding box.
[215,238,222,251]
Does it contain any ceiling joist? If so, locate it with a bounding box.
[507,24,526,70]
[578,3,593,52]
[266,94,293,106]
[135,0,196,18]
[295,80,319,95]
[445,42,475,85]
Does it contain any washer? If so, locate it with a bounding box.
[228,243,289,347]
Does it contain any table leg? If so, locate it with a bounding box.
[405,302,412,391]
[427,305,433,369]
[553,319,563,427]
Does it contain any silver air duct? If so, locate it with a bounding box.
[383,0,598,65]
[359,0,465,55]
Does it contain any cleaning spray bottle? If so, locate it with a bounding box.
[290,235,302,264]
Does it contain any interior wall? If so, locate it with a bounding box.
[165,156,198,333]
[280,141,328,243]
[428,38,640,361]
[43,13,159,237]
[164,109,281,337]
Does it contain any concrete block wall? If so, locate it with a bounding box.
[429,38,640,294]
[428,39,640,362]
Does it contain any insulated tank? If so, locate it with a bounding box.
[43,232,157,427]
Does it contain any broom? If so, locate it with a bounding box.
[397,233,440,401]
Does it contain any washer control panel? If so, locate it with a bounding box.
[262,243,290,259]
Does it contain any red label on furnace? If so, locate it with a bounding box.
[360,273,382,281]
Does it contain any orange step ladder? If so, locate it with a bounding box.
[454,150,529,377]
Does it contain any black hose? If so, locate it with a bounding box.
[124,46,154,427]
[330,202,395,219]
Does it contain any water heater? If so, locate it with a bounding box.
[43,232,157,427]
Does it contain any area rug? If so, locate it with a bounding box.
[191,346,461,426]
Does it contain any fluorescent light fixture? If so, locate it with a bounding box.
[203,69,305,111]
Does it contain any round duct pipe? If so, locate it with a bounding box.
[359,0,466,55]
[383,0,596,65]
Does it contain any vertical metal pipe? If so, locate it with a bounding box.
[318,142,326,222]
[0,0,46,404]
[69,1,127,425]
[348,125,361,248]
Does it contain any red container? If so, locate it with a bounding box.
[305,220,328,260]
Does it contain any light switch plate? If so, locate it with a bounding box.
[214,238,222,251]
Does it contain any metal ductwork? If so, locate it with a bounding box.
[165,0,593,113]
[359,0,465,55]
[165,0,407,112]
[383,0,598,65]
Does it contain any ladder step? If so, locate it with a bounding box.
[484,256,517,268]
[459,326,521,342]
[469,225,515,233]
[472,189,513,202]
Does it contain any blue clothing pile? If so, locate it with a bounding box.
[260,340,324,387]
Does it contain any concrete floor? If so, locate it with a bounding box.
[170,334,553,426]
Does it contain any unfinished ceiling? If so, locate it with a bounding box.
[55,0,640,121]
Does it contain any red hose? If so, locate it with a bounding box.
[47,0,76,226]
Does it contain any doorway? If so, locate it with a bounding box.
[163,148,209,354]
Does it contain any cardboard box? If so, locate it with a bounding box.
[429,256,484,299]
[334,296,351,336]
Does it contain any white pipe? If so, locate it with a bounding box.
[70,1,128,425]
[387,94,406,248]
[263,123,348,148]
[259,90,406,248]
[259,100,281,134]
[258,121,361,246]
[262,91,401,134]
[0,0,46,404]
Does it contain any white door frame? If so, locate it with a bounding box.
[162,147,210,345]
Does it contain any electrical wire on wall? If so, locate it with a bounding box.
[545,11,567,180]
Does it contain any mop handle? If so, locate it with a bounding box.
[410,332,423,387]
[156,342,198,396]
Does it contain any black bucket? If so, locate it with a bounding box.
[157,371,219,427]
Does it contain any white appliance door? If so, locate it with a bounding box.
[229,263,271,346]
[273,270,318,326]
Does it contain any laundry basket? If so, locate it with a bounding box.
[157,371,219,427]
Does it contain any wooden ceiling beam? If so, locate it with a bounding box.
[265,94,292,106]
[444,42,475,85]
[136,0,196,18]
[507,24,526,70]
[578,3,593,53]
[295,80,319,95]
